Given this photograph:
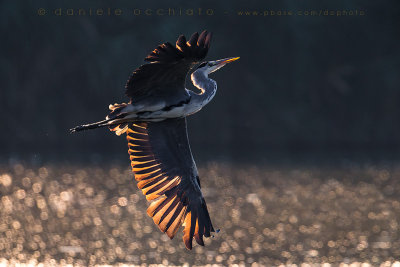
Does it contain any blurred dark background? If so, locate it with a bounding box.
[2,0,400,163]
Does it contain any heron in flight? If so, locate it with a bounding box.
[71,30,239,249]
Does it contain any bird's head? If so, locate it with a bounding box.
[196,57,240,75]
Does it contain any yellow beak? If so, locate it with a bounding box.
[214,57,240,66]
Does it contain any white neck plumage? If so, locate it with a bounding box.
[189,69,217,106]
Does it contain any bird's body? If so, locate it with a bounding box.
[105,64,219,127]
[71,30,238,249]
[108,81,215,123]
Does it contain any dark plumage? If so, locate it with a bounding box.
[125,31,212,101]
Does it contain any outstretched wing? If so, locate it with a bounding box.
[125,30,213,102]
[126,118,215,249]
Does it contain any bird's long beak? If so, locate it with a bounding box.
[207,57,240,74]
[213,57,240,66]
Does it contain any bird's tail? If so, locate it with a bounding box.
[70,103,131,135]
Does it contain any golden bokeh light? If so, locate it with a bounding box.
[0,163,400,265]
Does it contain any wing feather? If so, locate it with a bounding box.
[125,31,212,101]
[126,118,215,249]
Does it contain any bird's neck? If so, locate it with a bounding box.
[189,70,217,105]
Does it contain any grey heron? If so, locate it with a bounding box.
[70,30,239,249]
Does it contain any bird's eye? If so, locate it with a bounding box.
[197,62,207,69]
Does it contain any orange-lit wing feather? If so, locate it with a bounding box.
[125,30,212,102]
[126,118,215,249]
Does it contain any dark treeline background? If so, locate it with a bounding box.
[1,0,400,163]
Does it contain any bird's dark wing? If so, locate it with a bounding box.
[126,118,215,249]
[125,30,212,101]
